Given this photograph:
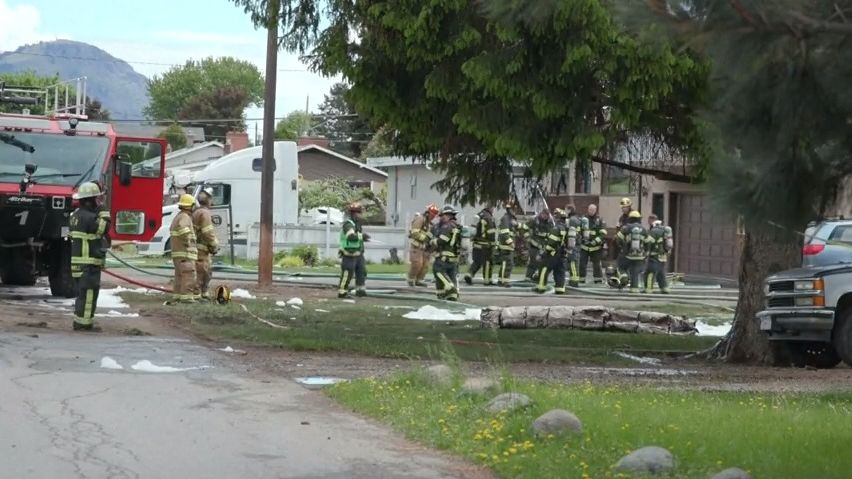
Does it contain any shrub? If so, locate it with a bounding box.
[291,244,319,266]
[276,255,304,268]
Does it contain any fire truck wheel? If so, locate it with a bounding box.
[0,253,37,287]
[48,261,76,298]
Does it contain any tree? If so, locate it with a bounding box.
[86,98,111,121]
[177,87,249,140]
[299,177,370,210]
[299,0,708,205]
[360,126,394,160]
[274,110,316,140]
[158,123,188,151]
[620,0,852,364]
[313,83,373,158]
[145,57,264,131]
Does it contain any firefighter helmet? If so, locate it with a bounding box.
[553,208,567,219]
[73,182,102,200]
[619,197,633,207]
[426,204,439,216]
[348,203,363,213]
[628,210,642,219]
[214,285,231,304]
[440,205,458,216]
[178,194,196,208]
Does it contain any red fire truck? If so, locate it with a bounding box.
[0,78,165,297]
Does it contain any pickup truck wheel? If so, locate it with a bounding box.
[786,341,842,369]
[832,308,852,366]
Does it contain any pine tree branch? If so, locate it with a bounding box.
[590,155,699,183]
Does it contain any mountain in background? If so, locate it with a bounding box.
[0,40,149,119]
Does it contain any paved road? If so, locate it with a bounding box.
[1,332,483,479]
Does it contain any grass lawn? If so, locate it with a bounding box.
[124,294,718,364]
[330,371,852,478]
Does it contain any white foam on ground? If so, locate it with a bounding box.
[286,297,304,306]
[403,305,481,321]
[295,377,345,386]
[104,310,140,318]
[219,346,235,352]
[315,309,330,313]
[230,288,256,299]
[100,357,124,370]
[696,321,731,337]
[130,360,208,373]
[290,305,301,310]
[614,352,662,366]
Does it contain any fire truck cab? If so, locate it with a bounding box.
[0,78,165,297]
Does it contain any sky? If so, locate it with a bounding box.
[0,0,340,132]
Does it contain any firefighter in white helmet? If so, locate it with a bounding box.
[70,182,111,331]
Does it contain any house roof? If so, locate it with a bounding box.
[299,144,388,178]
[367,155,528,169]
[166,141,224,161]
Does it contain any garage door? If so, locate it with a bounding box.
[675,194,740,279]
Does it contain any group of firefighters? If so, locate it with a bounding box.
[335,197,674,301]
[69,183,220,331]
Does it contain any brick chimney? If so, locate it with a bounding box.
[225,131,249,154]
[296,136,330,148]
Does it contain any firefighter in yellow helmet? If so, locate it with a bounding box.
[407,203,439,287]
[70,182,111,331]
[616,197,635,228]
[193,186,220,300]
[169,194,198,303]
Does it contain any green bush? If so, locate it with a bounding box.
[276,255,305,268]
[291,244,319,266]
[318,258,339,267]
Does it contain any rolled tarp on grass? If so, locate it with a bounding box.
[479,306,697,335]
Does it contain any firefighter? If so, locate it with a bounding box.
[338,203,369,298]
[407,204,439,287]
[464,205,497,286]
[565,205,582,288]
[579,204,607,284]
[534,208,568,294]
[616,197,636,228]
[193,186,219,301]
[615,210,648,293]
[643,219,673,294]
[523,209,552,281]
[69,182,111,331]
[494,202,517,288]
[170,194,199,303]
[431,205,462,300]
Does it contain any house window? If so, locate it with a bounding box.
[575,162,592,194]
[652,193,665,221]
[603,165,633,195]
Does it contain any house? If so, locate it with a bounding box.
[369,154,740,282]
[298,143,387,191]
[112,123,206,144]
[366,156,538,228]
[164,141,225,172]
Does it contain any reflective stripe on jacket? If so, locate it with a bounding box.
[70,207,111,275]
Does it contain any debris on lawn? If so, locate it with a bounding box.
[230,288,256,299]
[403,305,481,321]
[218,346,247,355]
[295,376,345,386]
[315,309,330,313]
[614,352,663,366]
[479,305,697,334]
[695,320,732,337]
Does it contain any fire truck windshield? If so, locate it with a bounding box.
[0,133,110,186]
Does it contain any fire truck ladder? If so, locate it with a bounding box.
[0,77,88,119]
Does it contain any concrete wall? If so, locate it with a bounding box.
[245,223,408,263]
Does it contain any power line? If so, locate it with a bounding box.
[0,50,310,73]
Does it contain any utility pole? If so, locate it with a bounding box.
[258,0,279,287]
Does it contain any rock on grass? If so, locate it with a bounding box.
[460,377,501,396]
[425,364,454,386]
[614,446,675,475]
[711,468,752,479]
[532,409,582,436]
[485,393,532,414]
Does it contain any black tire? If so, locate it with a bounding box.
[786,341,842,369]
[0,250,37,286]
[832,308,852,367]
[48,245,76,298]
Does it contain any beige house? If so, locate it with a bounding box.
[298,143,387,190]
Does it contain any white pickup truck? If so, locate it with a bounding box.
[758,265,852,368]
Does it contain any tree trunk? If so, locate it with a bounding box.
[706,227,801,364]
